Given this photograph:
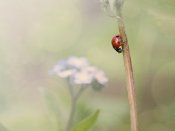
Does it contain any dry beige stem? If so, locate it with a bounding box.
[118,18,139,131]
[100,0,139,130]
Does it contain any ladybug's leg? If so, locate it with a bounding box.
[120,36,127,45]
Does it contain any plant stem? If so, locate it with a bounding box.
[66,97,76,131]
[117,16,139,131]
[66,86,86,131]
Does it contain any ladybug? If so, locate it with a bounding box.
[111,35,123,53]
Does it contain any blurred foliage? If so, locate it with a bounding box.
[0,123,9,131]
[0,0,175,130]
[72,110,99,131]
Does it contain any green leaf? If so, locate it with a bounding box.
[0,123,9,131]
[72,110,100,131]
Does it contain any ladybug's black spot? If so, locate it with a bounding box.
[116,48,123,53]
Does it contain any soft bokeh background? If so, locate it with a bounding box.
[0,0,175,131]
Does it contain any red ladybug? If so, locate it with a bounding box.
[111,35,123,53]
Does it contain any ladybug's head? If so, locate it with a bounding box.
[115,47,123,53]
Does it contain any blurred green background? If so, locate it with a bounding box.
[0,0,175,131]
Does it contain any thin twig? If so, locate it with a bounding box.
[117,16,139,131]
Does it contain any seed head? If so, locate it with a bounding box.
[100,0,125,17]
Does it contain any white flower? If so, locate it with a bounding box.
[50,56,108,88]
[72,71,93,85]
[57,69,76,78]
[49,60,67,75]
[83,66,98,74]
[94,70,108,85]
[67,56,89,69]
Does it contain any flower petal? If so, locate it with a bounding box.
[57,69,76,78]
[72,71,93,84]
[67,56,89,69]
[95,70,108,85]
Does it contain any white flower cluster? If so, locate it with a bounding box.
[50,56,108,88]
